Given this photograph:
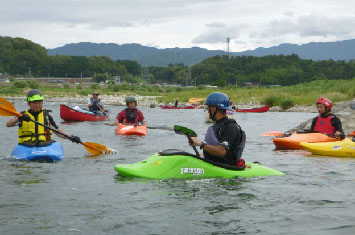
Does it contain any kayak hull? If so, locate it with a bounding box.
[114,151,284,179]
[60,104,108,122]
[235,105,269,113]
[116,124,147,136]
[11,141,64,161]
[273,133,338,150]
[161,105,195,109]
[301,138,355,157]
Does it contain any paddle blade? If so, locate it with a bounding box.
[260,131,285,136]
[82,142,113,155]
[0,102,20,117]
[0,97,16,110]
[174,125,197,137]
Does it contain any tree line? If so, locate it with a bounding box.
[1,36,355,86]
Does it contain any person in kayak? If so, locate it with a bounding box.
[189,92,246,166]
[114,96,147,126]
[6,89,82,146]
[88,91,105,113]
[310,97,344,138]
[174,98,179,107]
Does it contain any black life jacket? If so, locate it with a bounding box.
[204,118,246,164]
[125,108,137,123]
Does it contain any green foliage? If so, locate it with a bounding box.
[90,84,100,90]
[27,80,39,89]
[76,84,82,89]
[280,99,295,110]
[13,80,27,88]
[63,84,70,89]
[263,96,279,107]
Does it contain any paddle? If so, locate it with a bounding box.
[174,125,200,156]
[104,123,173,131]
[261,130,355,139]
[0,97,112,155]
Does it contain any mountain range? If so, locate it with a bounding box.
[47,39,355,66]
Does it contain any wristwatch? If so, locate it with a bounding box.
[200,141,207,150]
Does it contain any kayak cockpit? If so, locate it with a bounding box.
[158,149,246,171]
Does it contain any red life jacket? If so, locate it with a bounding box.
[314,116,335,134]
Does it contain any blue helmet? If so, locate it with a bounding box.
[205,92,232,110]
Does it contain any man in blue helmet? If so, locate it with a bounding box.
[6,89,81,146]
[189,92,246,166]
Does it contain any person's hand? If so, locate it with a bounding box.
[18,113,31,122]
[189,136,201,146]
[70,135,81,144]
[334,131,345,139]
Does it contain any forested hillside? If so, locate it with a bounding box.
[1,36,355,86]
[47,39,355,66]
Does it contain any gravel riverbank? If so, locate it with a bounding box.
[3,95,355,134]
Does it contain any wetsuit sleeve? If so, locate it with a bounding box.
[136,110,145,122]
[48,114,59,129]
[117,110,125,123]
[331,116,344,134]
[218,123,239,152]
[310,116,318,131]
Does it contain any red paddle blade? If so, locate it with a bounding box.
[260,131,285,136]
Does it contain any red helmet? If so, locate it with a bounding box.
[316,97,332,110]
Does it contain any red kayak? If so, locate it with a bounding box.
[160,105,195,109]
[235,105,269,113]
[60,104,109,122]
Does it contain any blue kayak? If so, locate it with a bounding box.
[11,141,64,162]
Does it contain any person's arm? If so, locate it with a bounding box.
[137,110,147,126]
[48,115,81,143]
[332,116,345,136]
[310,116,318,131]
[114,111,123,125]
[97,100,105,112]
[190,136,227,157]
[6,116,19,127]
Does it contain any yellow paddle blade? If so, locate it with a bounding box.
[82,142,113,155]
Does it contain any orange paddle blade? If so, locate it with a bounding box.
[0,102,21,117]
[260,131,285,136]
[0,97,15,110]
[82,142,113,155]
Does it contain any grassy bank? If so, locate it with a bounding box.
[1,78,354,108]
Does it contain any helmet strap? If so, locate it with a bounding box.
[208,106,218,121]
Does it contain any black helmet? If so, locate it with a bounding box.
[125,96,137,105]
[27,89,44,102]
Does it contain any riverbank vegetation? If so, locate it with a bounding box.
[1,78,354,108]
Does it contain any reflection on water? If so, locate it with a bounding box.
[1,101,355,234]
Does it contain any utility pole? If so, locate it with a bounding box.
[226,37,230,58]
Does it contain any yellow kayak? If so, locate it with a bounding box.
[300,138,355,157]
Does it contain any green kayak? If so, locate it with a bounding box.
[114,149,284,179]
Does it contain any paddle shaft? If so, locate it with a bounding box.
[187,135,200,157]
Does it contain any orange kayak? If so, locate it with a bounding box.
[273,132,338,150]
[115,124,147,136]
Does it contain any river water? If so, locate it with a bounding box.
[1,100,355,235]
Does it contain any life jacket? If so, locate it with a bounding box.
[18,109,53,144]
[314,115,335,134]
[204,118,246,165]
[124,108,138,124]
[89,97,102,112]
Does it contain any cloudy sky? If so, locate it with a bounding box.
[1,0,355,51]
